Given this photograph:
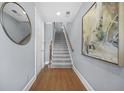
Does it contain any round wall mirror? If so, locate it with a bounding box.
[1,2,32,45]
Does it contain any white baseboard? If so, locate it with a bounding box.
[23,75,36,91]
[72,65,94,91]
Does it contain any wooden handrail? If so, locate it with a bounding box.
[49,22,55,66]
[63,25,74,52]
[49,40,52,65]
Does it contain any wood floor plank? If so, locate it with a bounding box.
[30,67,86,91]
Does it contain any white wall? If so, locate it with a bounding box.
[66,2,124,91]
[44,23,53,63]
[0,2,35,90]
[35,7,45,75]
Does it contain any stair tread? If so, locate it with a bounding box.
[52,62,72,65]
[54,48,67,49]
[52,60,71,63]
[53,53,69,54]
[54,46,68,48]
[53,55,70,57]
[53,50,68,52]
[52,62,72,64]
[52,58,71,61]
[53,49,68,50]
[54,44,67,47]
[53,51,68,52]
[53,52,69,54]
[50,64,72,68]
[54,46,67,47]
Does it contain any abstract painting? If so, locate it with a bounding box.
[82,2,119,64]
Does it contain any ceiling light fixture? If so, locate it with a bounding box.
[56,12,61,16]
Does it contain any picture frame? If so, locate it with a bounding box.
[82,2,119,64]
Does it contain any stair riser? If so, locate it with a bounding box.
[53,46,68,48]
[52,57,70,61]
[53,50,69,54]
[52,60,71,62]
[54,47,67,49]
[53,49,68,52]
[54,44,67,45]
[53,53,69,55]
[52,56,70,58]
[53,55,70,57]
[53,59,71,61]
[51,64,72,68]
[54,46,67,47]
[54,44,66,45]
[53,48,68,50]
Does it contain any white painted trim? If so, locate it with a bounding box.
[36,65,44,76]
[23,75,36,91]
[73,65,94,91]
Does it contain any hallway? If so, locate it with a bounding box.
[0,2,124,91]
[30,67,86,91]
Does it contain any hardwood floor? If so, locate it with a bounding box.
[30,67,86,91]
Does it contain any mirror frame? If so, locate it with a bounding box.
[0,2,32,45]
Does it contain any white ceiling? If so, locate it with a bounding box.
[35,2,82,22]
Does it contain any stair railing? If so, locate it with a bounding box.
[63,25,74,52]
[62,24,74,65]
[49,22,56,66]
[49,40,52,65]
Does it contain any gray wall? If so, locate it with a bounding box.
[66,2,124,91]
[0,2,35,90]
[44,23,53,63]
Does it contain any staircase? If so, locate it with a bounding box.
[50,30,72,68]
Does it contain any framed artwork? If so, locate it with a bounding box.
[82,2,119,64]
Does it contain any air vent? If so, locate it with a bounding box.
[66,11,70,17]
